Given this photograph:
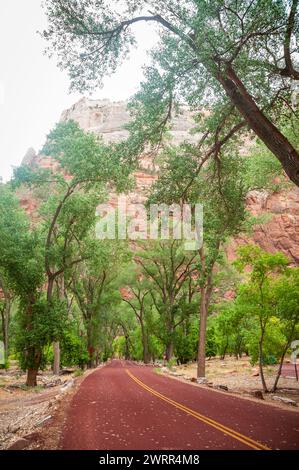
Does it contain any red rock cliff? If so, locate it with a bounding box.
[20,98,299,264]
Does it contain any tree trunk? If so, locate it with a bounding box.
[26,347,41,387]
[258,330,268,393]
[47,276,55,302]
[271,324,297,392]
[47,275,61,375]
[53,341,60,375]
[141,323,150,364]
[218,65,299,187]
[3,308,9,360]
[166,341,174,361]
[271,348,287,393]
[25,298,42,386]
[52,275,64,375]
[95,352,99,366]
[165,316,174,361]
[1,307,9,361]
[87,323,95,368]
[0,290,11,362]
[220,340,228,360]
[88,358,95,368]
[124,335,130,360]
[26,368,38,387]
[197,287,208,378]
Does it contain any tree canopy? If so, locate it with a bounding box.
[42,0,299,185]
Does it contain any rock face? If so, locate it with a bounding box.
[61,98,196,217]
[22,147,37,166]
[60,97,196,145]
[227,188,299,264]
[21,97,299,264]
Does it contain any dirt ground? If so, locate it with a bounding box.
[164,356,299,408]
[0,363,94,450]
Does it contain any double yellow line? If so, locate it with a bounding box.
[126,369,270,451]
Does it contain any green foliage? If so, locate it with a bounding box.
[70,238,130,364]
[2,1,299,376]
[174,319,198,363]
[0,185,44,297]
[42,0,299,185]
[133,238,199,357]
[113,336,127,358]
[205,326,217,359]
[243,141,286,192]
[37,0,299,377]
[42,120,132,192]
[60,329,89,367]
[5,120,133,376]
[0,360,10,370]
[14,297,68,371]
[245,317,285,365]
[166,357,177,369]
[148,334,164,361]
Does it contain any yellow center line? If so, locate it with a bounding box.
[126,369,271,451]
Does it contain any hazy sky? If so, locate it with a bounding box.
[0,1,157,182]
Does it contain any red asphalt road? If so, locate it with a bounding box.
[60,360,299,450]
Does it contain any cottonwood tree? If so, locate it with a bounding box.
[13,120,131,373]
[121,271,152,363]
[114,307,138,360]
[235,245,289,392]
[270,268,299,391]
[0,271,14,364]
[235,246,299,392]
[213,302,254,359]
[135,240,198,360]
[149,148,249,377]
[15,120,130,303]
[11,120,130,379]
[69,240,128,367]
[42,0,299,185]
[0,185,45,385]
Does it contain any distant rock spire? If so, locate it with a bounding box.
[22,147,37,166]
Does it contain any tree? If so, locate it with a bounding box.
[149,149,250,377]
[69,240,128,367]
[266,268,299,391]
[0,185,45,385]
[214,307,234,360]
[174,316,199,363]
[0,270,14,364]
[114,307,137,360]
[135,239,198,360]
[235,244,289,392]
[213,301,254,359]
[0,120,131,384]
[13,120,131,375]
[122,277,151,363]
[43,0,299,186]
[15,120,130,302]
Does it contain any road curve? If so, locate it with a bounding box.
[60,360,299,450]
